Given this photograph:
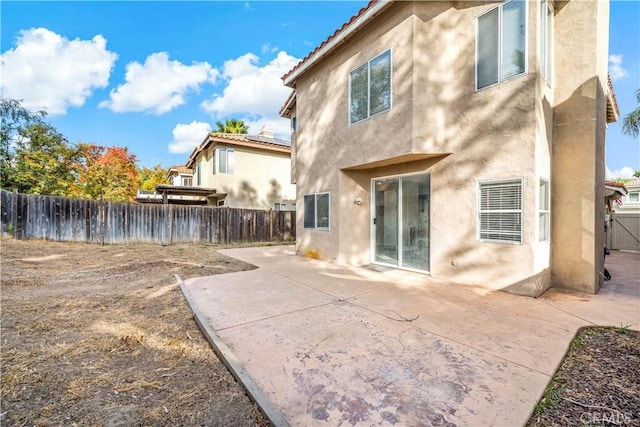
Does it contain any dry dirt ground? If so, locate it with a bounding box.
[0,239,271,427]
[527,327,640,427]
[2,239,639,427]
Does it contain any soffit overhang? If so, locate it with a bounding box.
[341,152,449,171]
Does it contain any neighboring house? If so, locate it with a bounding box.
[613,179,640,214]
[280,0,619,296]
[167,166,194,187]
[186,126,296,209]
[135,165,211,205]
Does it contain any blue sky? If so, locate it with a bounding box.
[1,1,638,178]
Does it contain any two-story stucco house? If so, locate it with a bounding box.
[186,126,296,210]
[280,0,619,296]
[167,165,194,187]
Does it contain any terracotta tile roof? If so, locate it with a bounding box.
[281,1,391,86]
[605,181,627,190]
[186,132,291,168]
[168,165,193,174]
[607,73,620,123]
[624,179,640,188]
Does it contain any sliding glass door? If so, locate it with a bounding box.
[372,173,430,272]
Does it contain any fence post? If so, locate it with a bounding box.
[100,194,105,245]
[168,204,174,245]
[11,189,17,239]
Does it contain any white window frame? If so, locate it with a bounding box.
[538,178,550,242]
[540,0,554,84]
[349,49,392,125]
[196,164,201,186]
[212,150,216,175]
[475,0,528,90]
[218,147,234,174]
[628,192,640,204]
[182,176,193,187]
[303,192,330,230]
[478,178,523,244]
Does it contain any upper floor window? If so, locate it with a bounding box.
[477,0,526,90]
[292,117,297,132]
[628,192,640,204]
[212,150,216,175]
[196,164,201,186]
[478,179,523,243]
[349,50,391,125]
[540,0,554,84]
[218,147,234,174]
[182,176,193,187]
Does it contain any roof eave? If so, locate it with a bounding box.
[282,0,394,88]
[606,73,620,124]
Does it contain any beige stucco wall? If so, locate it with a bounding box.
[551,0,609,293]
[292,0,608,295]
[194,144,296,210]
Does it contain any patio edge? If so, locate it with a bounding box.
[176,274,291,427]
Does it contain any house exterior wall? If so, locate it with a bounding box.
[290,0,609,296]
[551,0,610,293]
[194,144,296,209]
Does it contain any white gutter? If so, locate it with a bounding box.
[283,0,393,87]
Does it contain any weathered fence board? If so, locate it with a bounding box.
[0,189,295,245]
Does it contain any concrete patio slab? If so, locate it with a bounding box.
[181,246,640,426]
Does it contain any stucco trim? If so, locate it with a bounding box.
[342,152,449,171]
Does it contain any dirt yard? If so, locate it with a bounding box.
[0,239,272,426]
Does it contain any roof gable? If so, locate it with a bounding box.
[186,133,291,168]
[282,1,393,87]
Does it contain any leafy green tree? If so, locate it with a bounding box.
[634,170,640,178]
[11,122,84,196]
[215,119,248,134]
[622,89,640,139]
[1,98,47,189]
[138,164,169,191]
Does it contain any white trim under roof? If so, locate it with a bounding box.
[283,0,393,87]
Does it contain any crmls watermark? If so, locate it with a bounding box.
[580,411,633,425]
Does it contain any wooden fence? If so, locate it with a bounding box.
[0,189,295,245]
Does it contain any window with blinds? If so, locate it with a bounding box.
[478,179,523,243]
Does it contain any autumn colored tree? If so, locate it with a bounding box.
[76,145,139,202]
[138,164,169,191]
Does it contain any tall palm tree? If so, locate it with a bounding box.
[215,119,248,134]
[622,89,640,139]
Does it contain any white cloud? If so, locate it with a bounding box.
[609,54,627,82]
[168,121,212,154]
[100,52,218,115]
[606,165,635,180]
[261,43,279,54]
[0,27,117,115]
[200,51,299,136]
